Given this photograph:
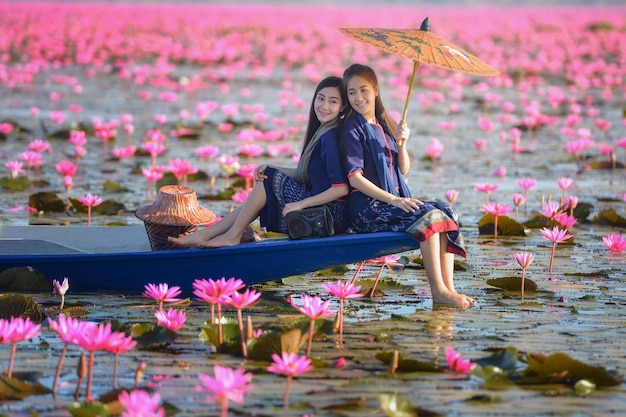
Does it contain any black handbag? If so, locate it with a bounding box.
[285,206,335,239]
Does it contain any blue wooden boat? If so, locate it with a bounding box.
[0,226,420,290]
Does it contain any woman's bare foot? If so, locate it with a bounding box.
[432,289,475,307]
[168,228,215,248]
[200,233,242,248]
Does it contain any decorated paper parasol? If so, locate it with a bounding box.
[340,17,500,124]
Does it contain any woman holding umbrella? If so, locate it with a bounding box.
[340,63,474,307]
[169,76,349,248]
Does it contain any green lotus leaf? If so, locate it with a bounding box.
[523,352,622,387]
[478,214,527,236]
[0,374,50,401]
[67,401,111,417]
[593,208,626,227]
[475,347,519,370]
[375,351,443,373]
[486,277,538,292]
[0,294,45,322]
[0,176,30,190]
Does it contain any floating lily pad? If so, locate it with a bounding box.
[0,374,50,401]
[0,294,45,322]
[130,323,173,350]
[248,328,308,362]
[486,277,538,292]
[523,352,622,387]
[478,214,527,236]
[0,267,51,292]
[593,208,626,227]
[379,394,444,417]
[29,191,66,212]
[376,351,443,373]
[103,180,129,193]
[475,347,519,370]
[0,176,31,190]
[67,400,111,417]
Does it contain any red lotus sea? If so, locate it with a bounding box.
[0,2,625,416]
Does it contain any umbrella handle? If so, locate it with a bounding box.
[401,61,421,126]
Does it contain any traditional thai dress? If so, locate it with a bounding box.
[259,127,348,234]
[342,114,466,257]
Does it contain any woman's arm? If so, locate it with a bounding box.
[349,172,421,213]
[254,164,297,181]
[395,123,411,175]
[283,185,348,216]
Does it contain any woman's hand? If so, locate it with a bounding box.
[389,196,422,213]
[282,201,304,216]
[254,164,268,181]
[396,122,410,147]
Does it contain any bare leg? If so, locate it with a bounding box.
[439,234,456,292]
[202,181,268,247]
[419,233,474,307]
[168,206,242,248]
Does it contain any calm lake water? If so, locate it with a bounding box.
[0,3,625,416]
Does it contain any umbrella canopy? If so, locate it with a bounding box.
[340,18,500,123]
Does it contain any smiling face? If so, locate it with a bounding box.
[346,75,377,122]
[314,86,343,123]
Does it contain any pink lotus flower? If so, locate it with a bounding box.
[445,346,475,373]
[267,352,313,407]
[291,294,334,357]
[322,279,363,347]
[106,333,137,389]
[540,226,573,273]
[491,166,506,178]
[56,160,78,177]
[19,151,42,176]
[602,233,626,253]
[362,254,404,296]
[194,277,244,346]
[515,177,536,202]
[68,131,87,147]
[77,193,103,226]
[5,161,24,179]
[48,314,89,395]
[481,202,512,238]
[445,189,459,206]
[0,317,41,378]
[555,213,577,230]
[28,138,52,154]
[232,190,250,204]
[564,195,579,216]
[425,138,444,161]
[474,182,499,203]
[118,390,165,417]
[155,308,187,332]
[168,158,198,185]
[512,193,526,221]
[226,288,262,357]
[513,252,534,300]
[196,366,253,417]
[142,141,166,166]
[143,283,182,311]
[53,277,69,310]
[75,322,127,400]
[557,177,575,203]
[474,139,487,152]
[538,203,564,221]
[142,167,164,196]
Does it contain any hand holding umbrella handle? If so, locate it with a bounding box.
[396,122,410,147]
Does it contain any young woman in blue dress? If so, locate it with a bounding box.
[340,63,475,307]
[169,76,349,248]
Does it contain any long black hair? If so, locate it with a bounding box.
[341,63,397,137]
[300,76,345,160]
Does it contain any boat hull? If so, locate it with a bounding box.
[0,230,420,290]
